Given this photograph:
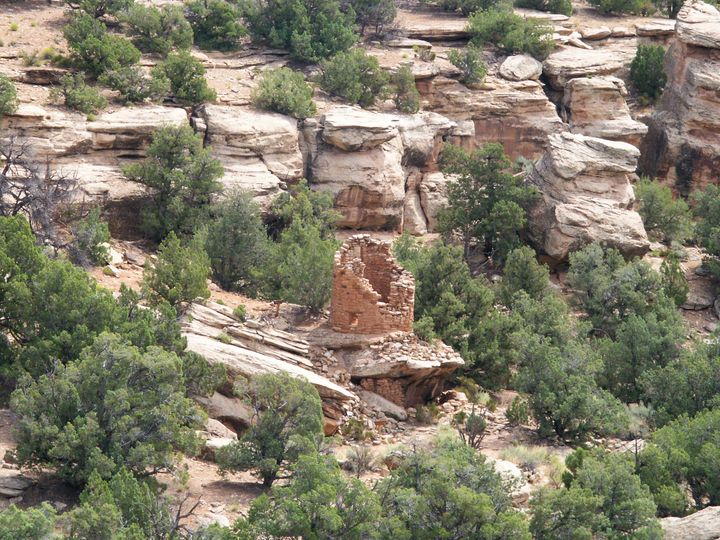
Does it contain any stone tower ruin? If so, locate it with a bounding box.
[330,235,415,334]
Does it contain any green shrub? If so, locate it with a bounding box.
[186,0,246,52]
[350,0,397,35]
[251,67,316,119]
[123,3,193,56]
[236,453,382,538]
[50,72,107,114]
[205,190,269,293]
[416,403,441,425]
[0,74,18,117]
[244,0,357,62]
[500,246,550,305]
[154,50,216,105]
[216,372,324,486]
[588,0,654,13]
[441,0,499,14]
[233,304,247,321]
[447,45,487,85]
[64,0,132,18]
[71,207,111,266]
[692,184,720,279]
[261,182,339,313]
[62,467,181,538]
[99,66,170,103]
[467,9,555,61]
[11,333,203,485]
[630,44,667,102]
[505,396,530,425]
[660,252,689,307]
[143,232,211,309]
[318,48,389,108]
[0,504,56,540]
[635,177,693,243]
[123,124,223,240]
[653,0,683,17]
[439,142,539,262]
[63,13,141,79]
[532,451,661,538]
[393,64,420,113]
[514,0,572,15]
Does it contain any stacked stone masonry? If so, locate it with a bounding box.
[331,235,415,334]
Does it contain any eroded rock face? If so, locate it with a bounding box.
[528,132,650,261]
[542,42,637,90]
[0,105,188,237]
[639,0,720,195]
[194,104,303,204]
[420,76,563,160]
[562,76,648,147]
[661,506,720,540]
[309,106,456,230]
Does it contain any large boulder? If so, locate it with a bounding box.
[194,105,303,204]
[662,506,720,540]
[499,55,543,81]
[639,0,720,194]
[527,132,650,261]
[562,76,648,147]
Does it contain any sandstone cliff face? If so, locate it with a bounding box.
[419,75,564,161]
[0,105,187,235]
[527,132,650,261]
[639,0,720,194]
[193,104,303,205]
[562,77,648,147]
[307,106,459,231]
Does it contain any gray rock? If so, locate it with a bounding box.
[359,390,408,421]
[499,55,543,81]
[662,506,720,540]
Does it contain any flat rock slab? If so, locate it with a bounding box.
[0,472,34,498]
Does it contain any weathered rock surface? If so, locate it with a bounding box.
[562,76,648,146]
[194,104,303,204]
[418,171,450,232]
[0,471,34,498]
[358,390,409,421]
[194,392,252,431]
[488,458,533,505]
[309,106,456,230]
[420,76,563,159]
[499,55,543,81]
[662,506,720,540]
[528,132,650,261]
[640,0,720,194]
[183,302,357,419]
[347,335,464,406]
[542,42,637,90]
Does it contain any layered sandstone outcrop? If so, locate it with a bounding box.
[193,104,303,204]
[330,235,415,335]
[639,0,720,195]
[542,41,638,90]
[0,105,188,235]
[562,77,648,146]
[308,106,458,230]
[420,75,563,160]
[527,132,650,261]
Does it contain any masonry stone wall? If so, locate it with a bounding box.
[330,235,415,334]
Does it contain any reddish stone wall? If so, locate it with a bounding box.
[330,235,415,334]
